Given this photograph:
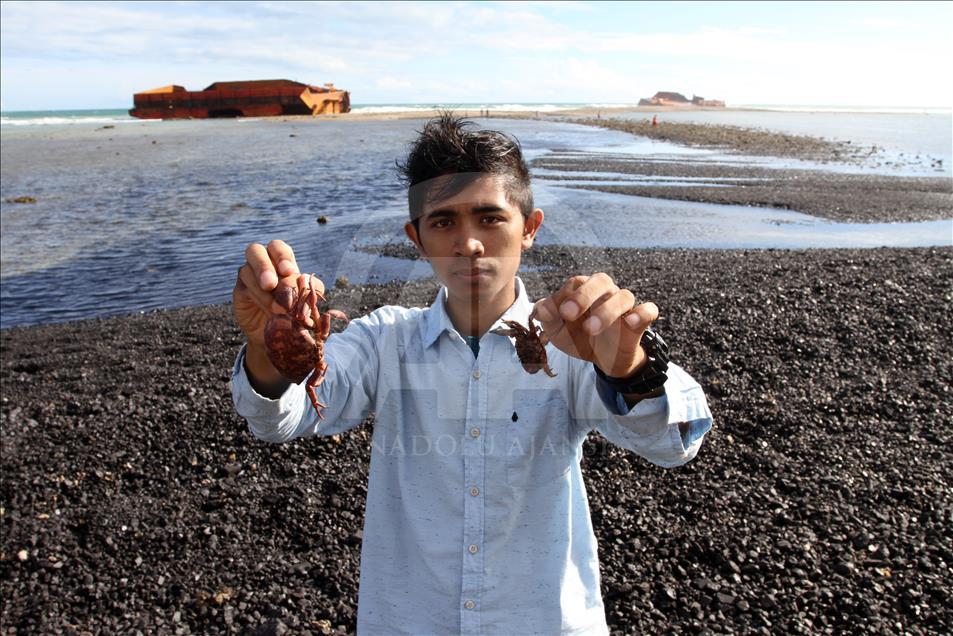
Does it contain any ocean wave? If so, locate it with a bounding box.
[488,104,576,112]
[583,103,644,109]
[349,105,454,114]
[0,115,148,127]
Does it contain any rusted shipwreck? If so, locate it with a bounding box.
[638,91,725,108]
[129,79,350,119]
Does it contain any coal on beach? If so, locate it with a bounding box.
[2,245,952,634]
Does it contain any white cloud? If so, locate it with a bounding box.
[1,1,950,109]
[375,76,413,90]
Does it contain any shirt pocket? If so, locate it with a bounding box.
[505,389,577,489]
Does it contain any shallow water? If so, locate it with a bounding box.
[1,117,950,328]
[608,109,952,177]
[534,184,952,250]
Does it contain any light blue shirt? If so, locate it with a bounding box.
[231,278,712,635]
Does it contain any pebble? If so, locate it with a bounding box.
[1,246,951,633]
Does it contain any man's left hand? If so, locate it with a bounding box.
[533,273,658,378]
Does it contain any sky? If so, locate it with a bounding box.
[1,0,951,111]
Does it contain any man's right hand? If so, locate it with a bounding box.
[233,240,326,397]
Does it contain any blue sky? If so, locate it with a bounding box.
[1,1,950,111]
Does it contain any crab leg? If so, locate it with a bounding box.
[529,307,556,345]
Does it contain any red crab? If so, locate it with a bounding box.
[492,309,557,378]
[263,274,347,418]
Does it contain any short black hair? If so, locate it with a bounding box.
[397,112,533,224]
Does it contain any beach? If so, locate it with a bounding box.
[534,154,952,224]
[532,116,951,224]
[2,109,950,328]
[2,245,951,634]
[2,107,953,634]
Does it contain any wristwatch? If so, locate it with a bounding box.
[593,328,670,395]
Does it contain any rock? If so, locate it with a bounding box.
[716,593,736,606]
[834,562,855,576]
[2,246,952,634]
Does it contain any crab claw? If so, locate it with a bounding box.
[324,309,349,325]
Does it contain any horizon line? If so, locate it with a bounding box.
[3,102,952,114]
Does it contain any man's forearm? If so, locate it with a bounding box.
[244,342,292,399]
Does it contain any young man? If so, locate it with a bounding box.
[231,114,712,635]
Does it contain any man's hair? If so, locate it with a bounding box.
[397,112,533,224]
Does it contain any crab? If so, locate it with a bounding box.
[492,309,557,378]
[263,274,347,418]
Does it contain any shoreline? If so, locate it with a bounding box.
[2,244,952,633]
[5,105,949,176]
[527,115,952,225]
[533,155,953,224]
[7,103,948,122]
[5,108,949,333]
[565,116,875,163]
[322,105,742,120]
[7,105,948,227]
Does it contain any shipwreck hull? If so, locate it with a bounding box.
[129,80,350,120]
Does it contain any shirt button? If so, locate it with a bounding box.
[469,427,480,438]
[468,544,479,554]
[469,486,480,496]
[472,369,481,379]
[464,600,476,610]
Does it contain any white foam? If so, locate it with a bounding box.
[349,105,450,114]
[0,115,149,127]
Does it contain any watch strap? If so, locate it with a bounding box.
[593,328,670,395]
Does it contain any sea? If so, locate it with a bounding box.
[2,103,951,328]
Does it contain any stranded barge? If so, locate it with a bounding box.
[638,91,725,108]
[129,79,350,119]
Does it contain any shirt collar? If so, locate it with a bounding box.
[420,276,534,349]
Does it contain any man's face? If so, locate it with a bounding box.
[404,174,543,307]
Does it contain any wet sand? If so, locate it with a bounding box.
[565,116,877,163]
[3,245,951,634]
[533,154,953,223]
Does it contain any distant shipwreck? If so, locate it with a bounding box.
[129,79,351,119]
[638,91,725,108]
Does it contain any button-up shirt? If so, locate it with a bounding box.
[232,277,712,635]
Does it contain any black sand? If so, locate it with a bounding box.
[3,246,951,634]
